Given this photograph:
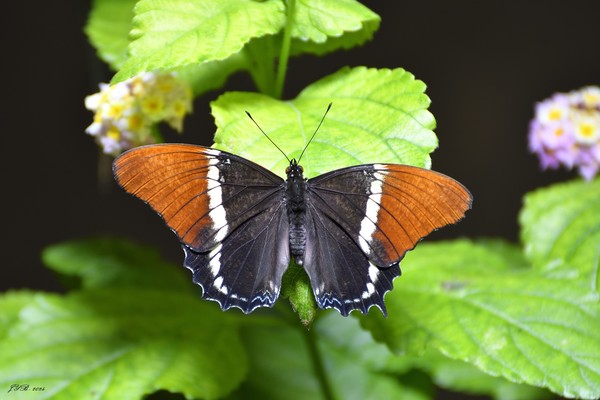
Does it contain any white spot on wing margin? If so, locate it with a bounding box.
[213,275,228,295]
[361,282,376,299]
[208,244,222,277]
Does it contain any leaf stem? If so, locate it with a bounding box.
[274,0,295,99]
[302,326,335,400]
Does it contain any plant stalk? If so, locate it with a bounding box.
[274,0,295,99]
[302,326,335,400]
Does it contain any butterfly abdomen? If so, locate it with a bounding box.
[286,161,308,265]
[288,221,307,265]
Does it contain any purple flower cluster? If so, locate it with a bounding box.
[529,86,600,180]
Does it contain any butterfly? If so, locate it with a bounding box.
[113,108,472,316]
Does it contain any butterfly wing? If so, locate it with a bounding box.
[183,198,289,312]
[303,204,400,316]
[113,144,290,312]
[303,163,472,315]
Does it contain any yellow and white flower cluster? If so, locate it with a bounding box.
[85,72,192,155]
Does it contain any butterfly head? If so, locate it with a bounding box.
[285,158,304,180]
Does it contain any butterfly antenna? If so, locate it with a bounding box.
[297,102,332,164]
[245,111,291,163]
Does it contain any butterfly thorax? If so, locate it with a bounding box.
[285,160,308,265]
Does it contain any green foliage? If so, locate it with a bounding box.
[231,313,430,400]
[0,240,245,400]
[1,240,248,399]
[360,180,600,398]
[85,0,136,69]
[112,0,286,82]
[11,0,598,399]
[290,0,380,55]
[0,291,247,400]
[520,178,600,288]
[86,0,378,96]
[0,291,37,339]
[10,231,594,399]
[414,350,551,400]
[42,237,190,291]
[211,67,436,179]
[361,239,600,399]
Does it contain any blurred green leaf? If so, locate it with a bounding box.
[0,289,246,400]
[113,0,285,82]
[0,291,36,340]
[520,179,600,290]
[85,0,136,69]
[415,350,551,400]
[317,314,429,400]
[212,66,437,180]
[361,240,600,399]
[229,323,322,400]
[230,312,429,400]
[42,237,190,292]
[177,53,247,96]
[291,0,380,55]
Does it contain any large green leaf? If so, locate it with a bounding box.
[361,240,600,399]
[212,66,437,179]
[0,289,246,400]
[114,0,285,82]
[42,237,190,292]
[520,179,600,290]
[291,0,380,55]
[85,0,137,69]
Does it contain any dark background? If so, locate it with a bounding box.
[3,3,597,301]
